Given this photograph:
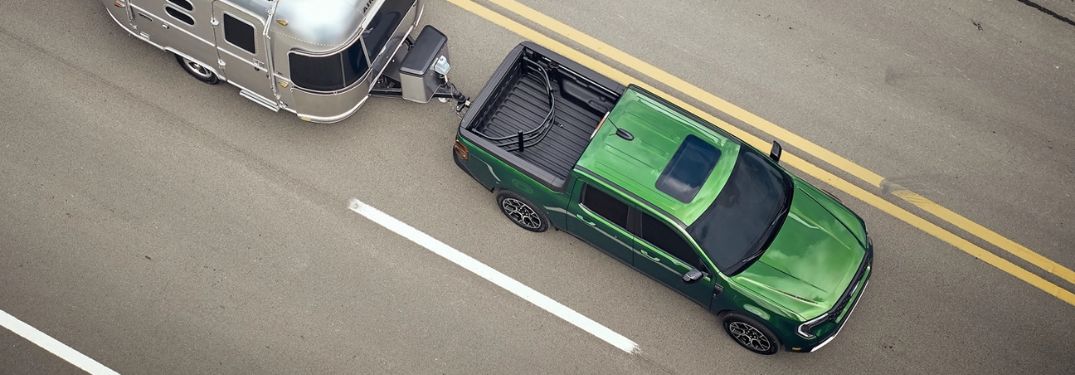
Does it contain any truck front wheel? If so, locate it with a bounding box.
[722,313,781,355]
[496,191,549,232]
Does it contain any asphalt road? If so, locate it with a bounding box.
[1,0,1072,374]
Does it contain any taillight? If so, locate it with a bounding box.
[453,139,469,160]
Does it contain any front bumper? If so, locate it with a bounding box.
[806,280,868,352]
[789,244,873,353]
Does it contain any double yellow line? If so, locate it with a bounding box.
[447,0,1075,307]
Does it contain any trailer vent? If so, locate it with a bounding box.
[165,6,194,26]
[167,0,193,12]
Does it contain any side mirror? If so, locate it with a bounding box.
[770,141,783,163]
[682,269,705,284]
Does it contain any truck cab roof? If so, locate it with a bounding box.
[576,87,742,226]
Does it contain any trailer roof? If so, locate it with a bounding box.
[576,87,742,226]
[229,0,273,20]
[274,0,382,53]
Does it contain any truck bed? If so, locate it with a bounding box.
[461,43,624,187]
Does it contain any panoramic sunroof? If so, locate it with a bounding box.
[656,135,721,203]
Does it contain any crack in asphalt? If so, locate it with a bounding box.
[1016,0,1075,27]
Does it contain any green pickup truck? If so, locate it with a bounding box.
[451,42,872,354]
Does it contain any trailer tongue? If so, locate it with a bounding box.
[370,26,469,112]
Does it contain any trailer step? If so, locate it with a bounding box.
[239,90,280,112]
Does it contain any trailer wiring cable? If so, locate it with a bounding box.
[505,61,558,152]
[443,80,471,116]
[476,57,556,144]
[472,57,558,152]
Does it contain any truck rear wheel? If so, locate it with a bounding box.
[175,54,220,84]
[496,191,549,232]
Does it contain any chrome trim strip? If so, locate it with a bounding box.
[265,0,282,100]
[484,161,502,182]
[105,5,133,34]
[295,94,371,123]
[575,205,635,250]
[810,280,868,352]
[543,207,569,215]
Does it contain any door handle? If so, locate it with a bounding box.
[641,251,660,262]
[575,214,597,227]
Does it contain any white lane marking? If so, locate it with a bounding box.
[348,198,640,354]
[0,309,120,375]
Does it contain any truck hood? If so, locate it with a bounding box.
[731,183,866,320]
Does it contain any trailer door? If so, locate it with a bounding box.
[210,1,275,106]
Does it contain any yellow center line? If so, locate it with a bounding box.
[487,0,885,187]
[482,0,1075,287]
[446,0,1075,307]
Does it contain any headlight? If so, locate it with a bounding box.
[797,313,830,339]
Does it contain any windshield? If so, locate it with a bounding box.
[686,148,792,275]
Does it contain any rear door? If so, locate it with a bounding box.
[630,210,714,305]
[210,1,274,101]
[566,182,636,264]
[129,0,191,50]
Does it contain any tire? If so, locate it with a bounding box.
[496,191,549,232]
[175,54,220,84]
[722,313,781,355]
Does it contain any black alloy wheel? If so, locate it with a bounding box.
[722,313,780,355]
[496,191,549,232]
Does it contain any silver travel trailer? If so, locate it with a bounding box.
[102,0,466,123]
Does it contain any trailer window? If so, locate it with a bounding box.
[165,6,194,26]
[342,40,370,85]
[290,53,344,92]
[363,0,415,57]
[167,0,193,12]
[223,14,256,54]
[290,40,369,92]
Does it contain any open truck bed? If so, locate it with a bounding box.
[458,42,625,188]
